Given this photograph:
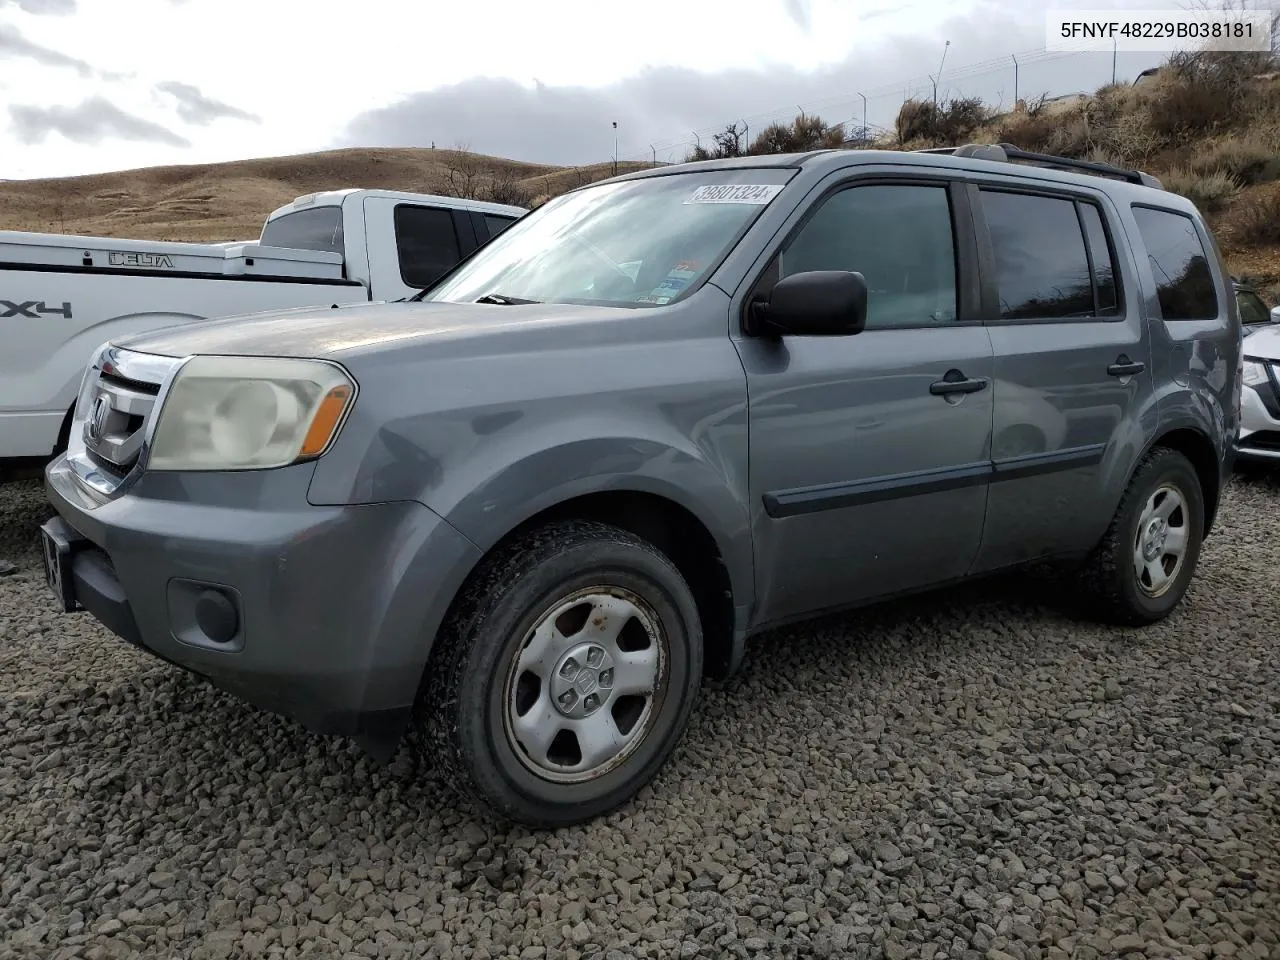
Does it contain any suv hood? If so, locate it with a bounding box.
[112,299,628,360]
[1243,323,1280,361]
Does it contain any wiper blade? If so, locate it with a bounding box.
[475,293,541,305]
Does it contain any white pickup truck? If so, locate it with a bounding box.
[0,188,526,473]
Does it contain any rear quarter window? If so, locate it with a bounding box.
[1130,206,1219,321]
[259,207,344,254]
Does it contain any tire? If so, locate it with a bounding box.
[1079,446,1205,626]
[421,519,703,827]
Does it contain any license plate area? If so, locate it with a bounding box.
[41,518,84,613]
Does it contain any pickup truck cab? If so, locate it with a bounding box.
[0,188,525,471]
[40,144,1239,828]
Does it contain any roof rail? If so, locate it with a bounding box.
[912,142,1164,189]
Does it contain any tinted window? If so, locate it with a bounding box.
[394,205,462,289]
[259,207,344,254]
[484,214,516,239]
[1131,206,1219,321]
[1078,202,1120,315]
[981,191,1094,320]
[1237,288,1270,325]
[779,184,957,328]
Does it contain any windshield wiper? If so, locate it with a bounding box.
[474,293,541,305]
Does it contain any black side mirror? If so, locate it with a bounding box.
[750,270,868,337]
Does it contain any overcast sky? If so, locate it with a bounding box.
[0,0,1180,180]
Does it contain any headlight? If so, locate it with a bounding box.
[1243,358,1270,388]
[148,356,356,471]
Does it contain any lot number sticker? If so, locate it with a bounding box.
[685,184,784,204]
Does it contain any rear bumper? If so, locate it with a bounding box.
[41,455,482,743]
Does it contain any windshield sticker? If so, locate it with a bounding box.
[647,259,703,300]
[685,184,783,205]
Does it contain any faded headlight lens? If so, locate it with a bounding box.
[148,356,356,471]
[1243,358,1270,388]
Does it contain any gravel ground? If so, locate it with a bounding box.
[1,475,1278,960]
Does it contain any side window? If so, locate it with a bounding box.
[778,183,957,328]
[394,205,462,289]
[980,190,1099,320]
[484,214,516,239]
[1237,289,1270,325]
[1078,202,1121,315]
[1130,206,1219,321]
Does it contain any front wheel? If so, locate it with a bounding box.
[1079,446,1205,625]
[421,520,703,827]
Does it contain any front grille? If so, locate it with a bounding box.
[79,349,179,474]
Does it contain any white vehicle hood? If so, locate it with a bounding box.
[1243,325,1280,362]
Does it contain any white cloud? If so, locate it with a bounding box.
[0,0,1172,180]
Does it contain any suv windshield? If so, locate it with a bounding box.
[423,169,794,308]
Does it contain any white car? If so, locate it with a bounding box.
[0,189,525,475]
[1238,324,1280,462]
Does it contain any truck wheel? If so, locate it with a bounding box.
[421,519,703,827]
[1079,446,1204,626]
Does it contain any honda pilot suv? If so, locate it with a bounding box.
[40,143,1240,827]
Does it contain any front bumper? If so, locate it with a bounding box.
[41,455,482,744]
[1235,369,1280,462]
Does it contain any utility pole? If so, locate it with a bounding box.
[612,121,618,175]
[857,92,867,142]
[1112,38,1117,86]
[650,144,656,167]
[1012,54,1018,106]
[930,40,950,138]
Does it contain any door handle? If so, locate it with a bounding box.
[930,371,989,396]
[1107,356,1146,377]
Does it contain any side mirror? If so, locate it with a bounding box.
[751,270,868,337]
[1270,305,1280,323]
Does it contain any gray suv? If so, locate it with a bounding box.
[39,143,1241,827]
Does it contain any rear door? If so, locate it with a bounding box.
[969,183,1155,572]
[362,197,478,301]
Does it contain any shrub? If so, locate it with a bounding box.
[1143,73,1238,144]
[1160,167,1241,212]
[896,99,934,144]
[1095,111,1162,165]
[1189,135,1280,186]
[746,114,844,155]
[993,112,1059,154]
[935,97,991,144]
[1222,183,1280,246]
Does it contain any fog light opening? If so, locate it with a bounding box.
[194,588,239,645]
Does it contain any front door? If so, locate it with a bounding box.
[362,197,475,301]
[736,178,996,626]
[969,185,1155,571]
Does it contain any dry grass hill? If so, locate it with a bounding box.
[0,147,651,243]
[3,46,1280,297]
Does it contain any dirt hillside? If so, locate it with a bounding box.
[0,147,651,242]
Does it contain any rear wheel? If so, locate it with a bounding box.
[1079,447,1204,625]
[421,520,703,827]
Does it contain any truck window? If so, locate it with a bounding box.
[980,190,1120,320]
[1237,288,1270,325]
[259,207,344,254]
[484,214,516,239]
[394,205,462,289]
[778,182,957,329]
[1131,206,1218,321]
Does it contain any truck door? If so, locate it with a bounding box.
[362,197,479,301]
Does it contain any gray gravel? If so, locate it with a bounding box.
[2,475,1279,960]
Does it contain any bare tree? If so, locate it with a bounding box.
[435,142,488,200]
